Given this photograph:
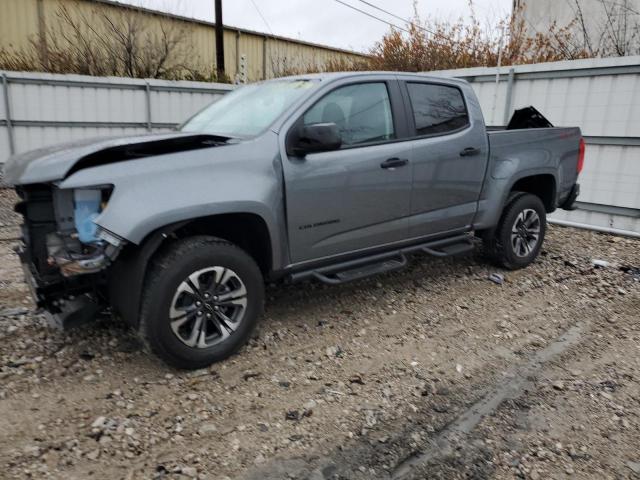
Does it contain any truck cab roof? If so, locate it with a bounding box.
[268,71,471,87]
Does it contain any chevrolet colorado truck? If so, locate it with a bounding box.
[3,72,583,369]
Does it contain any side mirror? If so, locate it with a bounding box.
[287,122,342,156]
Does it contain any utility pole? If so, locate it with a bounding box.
[215,0,225,80]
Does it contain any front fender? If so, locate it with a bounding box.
[59,133,287,270]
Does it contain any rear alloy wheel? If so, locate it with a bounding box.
[486,192,547,270]
[139,236,264,369]
[510,208,541,258]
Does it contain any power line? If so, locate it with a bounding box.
[338,0,452,45]
[248,0,274,35]
[332,0,410,33]
[358,0,473,44]
[246,0,283,78]
[357,0,426,32]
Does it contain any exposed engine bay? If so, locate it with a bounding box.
[15,184,124,328]
[9,133,235,329]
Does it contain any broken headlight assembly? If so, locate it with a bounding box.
[46,186,123,277]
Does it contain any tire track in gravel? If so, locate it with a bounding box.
[391,322,586,479]
[240,321,589,480]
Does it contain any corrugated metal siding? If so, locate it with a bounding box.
[1,75,10,162]
[9,81,147,123]
[237,32,265,81]
[0,0,40,51]
[149,89,218,124]
[44,0,220,76]
[0,71,232,160]
[1,0,367,83]
[12,125,149,151]
[577,144,640,209]
[434,56,640,234]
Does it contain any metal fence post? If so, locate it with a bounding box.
[235,30,241,81]
[262,36,267,80]
[502,68,515,125]
[2,73,15,155]
[145,82,152,132]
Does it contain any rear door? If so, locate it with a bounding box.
[281,78,412,264]
[400,80,489,237]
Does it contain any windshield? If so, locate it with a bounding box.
[181,79,317,138]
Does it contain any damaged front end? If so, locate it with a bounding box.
[15,184,124,329]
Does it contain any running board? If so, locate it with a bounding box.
[289,234,475,285]
[313,255,407,285]
[422,239,474,257]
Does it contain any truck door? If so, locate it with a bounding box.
[281,80,412,264]
[400,81,489,237]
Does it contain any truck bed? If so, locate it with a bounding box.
[487,126,582,209]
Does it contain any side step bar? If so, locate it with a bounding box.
[290,234,475,285]
[422,240,474,257]
[313,255,408,285]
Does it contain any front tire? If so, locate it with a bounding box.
[485,192,547,270]
[139,236,264,369]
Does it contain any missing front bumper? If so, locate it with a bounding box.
[52,248,108,277]
[16,245,102,329]
[42,294,102,330]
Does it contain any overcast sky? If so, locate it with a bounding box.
[113,0,513,52]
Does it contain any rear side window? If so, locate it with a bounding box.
[406,83,469,136]
[303,82,395,146]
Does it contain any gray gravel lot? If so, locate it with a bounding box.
[0,189,639,480]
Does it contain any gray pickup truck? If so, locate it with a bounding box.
[3,72,583,369]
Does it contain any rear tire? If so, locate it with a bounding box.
[139,236,264,369]
[484,192,547,270]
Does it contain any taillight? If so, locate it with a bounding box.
[577,138,585,174]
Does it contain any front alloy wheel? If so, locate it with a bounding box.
[139,236,264,369]
[170,267,248,348]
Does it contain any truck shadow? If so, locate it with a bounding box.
[264,249,489,318]
[1,246,496,375]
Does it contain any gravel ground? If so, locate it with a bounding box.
[0,189,639,480]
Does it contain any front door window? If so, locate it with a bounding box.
[303,83,395,146]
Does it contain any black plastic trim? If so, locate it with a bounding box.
[560,183,580,211]
[108,221,187,327]
[289,233,474,284]
[312,254,408,285]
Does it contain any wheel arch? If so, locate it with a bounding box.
[108,212,273,328]
[508,173,557,213]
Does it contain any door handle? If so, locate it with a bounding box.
[459,147,481,157]
[380,157,409,169]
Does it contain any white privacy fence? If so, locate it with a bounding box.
[0,71,233,163]
[433,56,640,236]
[2,59,639,235]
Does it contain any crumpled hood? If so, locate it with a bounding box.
[2,132,226,185]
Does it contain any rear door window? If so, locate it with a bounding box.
[406,83,469,136]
